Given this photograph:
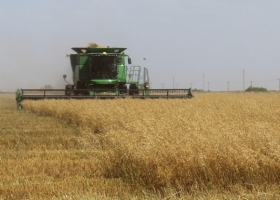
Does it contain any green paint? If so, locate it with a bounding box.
[69,46,134,91]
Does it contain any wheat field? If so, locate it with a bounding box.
[1,93,280,199]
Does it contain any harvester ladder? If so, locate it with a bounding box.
[127,66,141,84]
[143,67,150,88]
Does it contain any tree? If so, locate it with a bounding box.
[192,88,204,92]
[245,86,268,92]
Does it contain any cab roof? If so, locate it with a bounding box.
[71,47,127,54]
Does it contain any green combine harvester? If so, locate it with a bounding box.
[16,43,193,110]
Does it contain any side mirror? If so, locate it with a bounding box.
[63,75,67,79]
[128,57,132,64]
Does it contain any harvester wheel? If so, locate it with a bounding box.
[120,85,127,94]
[65,84,73,95]
[129,84,139,95]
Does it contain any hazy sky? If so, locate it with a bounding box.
[1,0,280,91]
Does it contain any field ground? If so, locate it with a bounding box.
[0,93,280,199]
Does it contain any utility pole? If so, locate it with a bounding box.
[243,69,245,91]
[203,73,205,91]
[227,82,229,92]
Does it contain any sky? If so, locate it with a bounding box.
[1,0,280,92]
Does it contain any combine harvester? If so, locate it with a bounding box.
[16,43,193,110]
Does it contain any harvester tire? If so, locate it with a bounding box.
[120,85,127,94]
[129,84,139,95]
[65,84,73,96]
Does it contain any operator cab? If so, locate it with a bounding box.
[90,55,117,79]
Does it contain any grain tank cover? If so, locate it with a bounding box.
[71,47,127,54]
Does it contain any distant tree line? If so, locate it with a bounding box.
[245,86,268,92]
[191,86,269,92]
